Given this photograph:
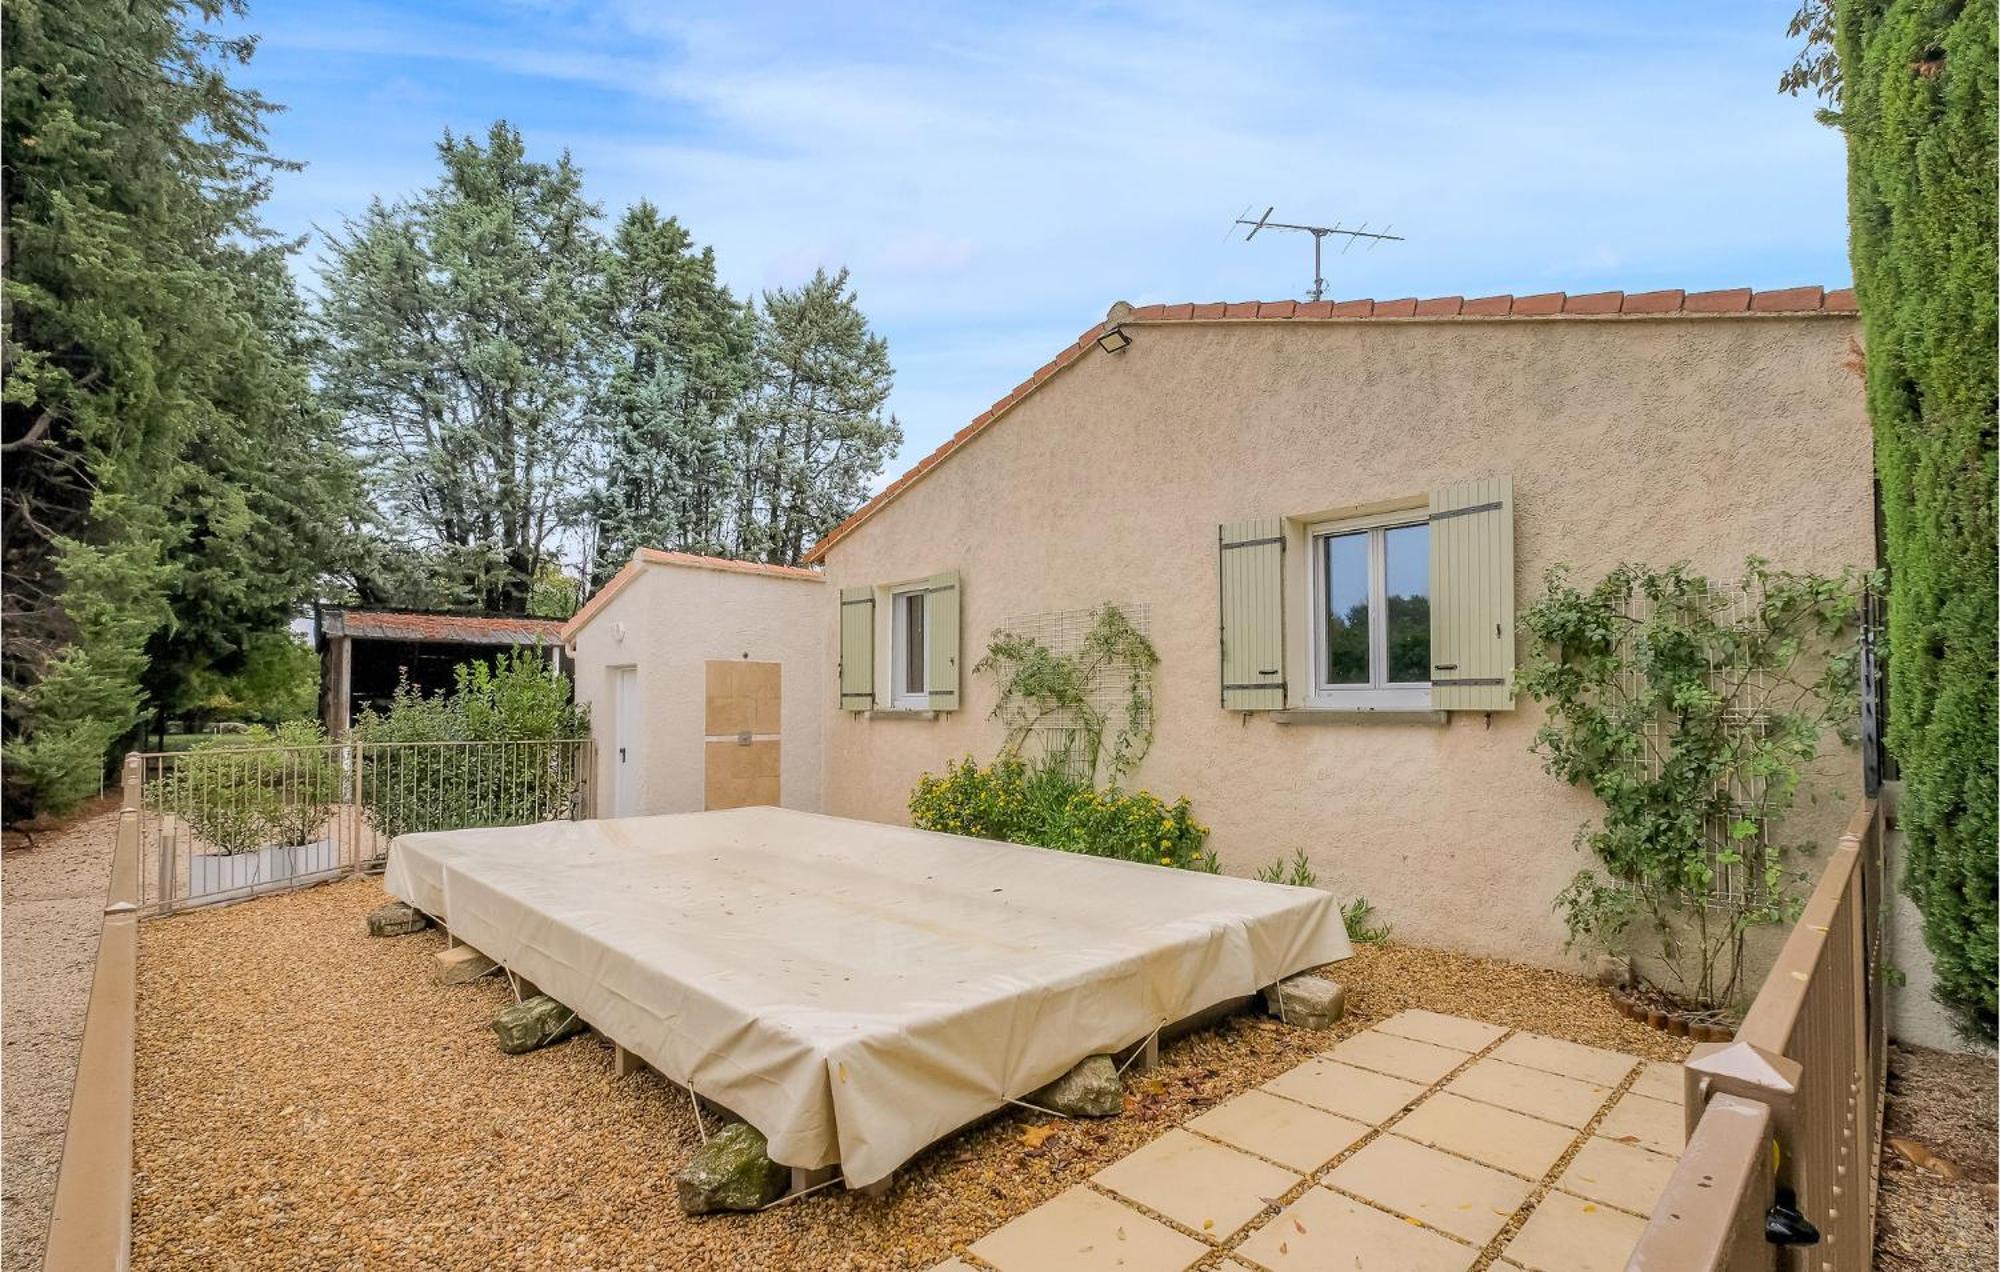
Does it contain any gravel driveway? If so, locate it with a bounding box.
[2,800,121,1272]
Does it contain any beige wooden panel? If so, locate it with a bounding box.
[926,570,961,711]
[1219,518,1286,710]
[1428,476,1515,711]
[705,739,781,809]
[839,586,874,710]
[706,660,781,736]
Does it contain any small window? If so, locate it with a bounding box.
[890,587,928,709]
[1309,514,1431,709]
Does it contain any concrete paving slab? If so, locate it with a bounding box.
[1595,1091,1683,1158]
[1556,1135,1680,1216]
[1443,1056,1614,1129]
[1391,1092,1577,1179]
[1185,1088,1370,1173]
[1326,1135,1530,1245]
[968,1184,1208,1271]
[1488,1033,1634,1086]
[1499,1189,1648,1272]
[1234,1185,1478,1272]
[1323,1029,1468,1085]
[1262,1059,1426,1125]
[1628,1060,1683,1103]
[1093,1129,1300,1239]
[1372,1009,1507,1053]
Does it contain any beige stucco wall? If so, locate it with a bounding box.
[568,561,826,817]
[818,314,1876,968]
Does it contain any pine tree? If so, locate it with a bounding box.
[732,269,902,565]
[317,122,601,614]
[2,0,347,817]
[587,203,754,583]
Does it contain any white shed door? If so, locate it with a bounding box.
[610,665,640,817]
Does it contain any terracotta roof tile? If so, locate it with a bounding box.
[1621,289,1686,314]
[1563,290,1624,315]
[799,282,1854,563]
[1751,285,1825,312]
[325,609,566,646]
[1685,287,1753,313]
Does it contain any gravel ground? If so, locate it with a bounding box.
[1876,1041,1998,1271]
[2,799,123,1272]
[131,876,1688,1271]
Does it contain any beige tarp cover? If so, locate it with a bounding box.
[384,806,1351,1187]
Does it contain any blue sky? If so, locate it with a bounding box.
[228,1,1849,476]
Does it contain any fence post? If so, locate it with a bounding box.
[1685,1039,1803,1192]
[118,754,143,910]
[349,739,365,875]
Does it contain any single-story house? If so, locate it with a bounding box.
[316,605,569,735]
[563,285,1873,969]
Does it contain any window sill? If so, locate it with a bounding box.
[1271,708,1447,727]
[866,708,941,721]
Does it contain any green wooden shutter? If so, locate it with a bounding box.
[1428,477,1515,711]
[1219,518,1286,710]
[839,586,875,711]
[926,570,961,711]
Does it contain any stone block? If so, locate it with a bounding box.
[434,943,497,985]
[676,1121,788,1214]
[366,901,427,937]
[1263,973,1345,1029]
[492,994,586,1055]
[1030,1054,1122,1117]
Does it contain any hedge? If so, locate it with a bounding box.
[1837,0,1997,1038]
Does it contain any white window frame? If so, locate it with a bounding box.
[1306,510,1433,711]
[888,584,930,710]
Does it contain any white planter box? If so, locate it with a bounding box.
[188,844,294,898]
[285,838,340,878]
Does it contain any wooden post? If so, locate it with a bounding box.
[613,1043,644,1078]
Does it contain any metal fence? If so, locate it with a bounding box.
[1628,798,1886,1270]
[128,738,595,914]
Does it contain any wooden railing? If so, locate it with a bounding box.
[1628,799,1887,1270]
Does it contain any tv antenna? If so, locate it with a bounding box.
[1231,206,1404,302]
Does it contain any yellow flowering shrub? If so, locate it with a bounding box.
[909,756,1215,872]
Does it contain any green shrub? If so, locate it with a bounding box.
[1519,560,1868,1009]
[909,756,1215,872]
[353,651,589,840]
[1836,0,1997,1040]
[147,721,339,854]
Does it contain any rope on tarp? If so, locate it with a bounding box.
[687,1085,711,1144]
[1003,1096,1072,1120]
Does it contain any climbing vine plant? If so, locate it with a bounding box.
[1517,559,1873,1011]
[975,604,1158,788]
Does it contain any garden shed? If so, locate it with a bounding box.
[315,605,569,735]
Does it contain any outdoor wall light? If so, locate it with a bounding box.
[1095,325,1132,354]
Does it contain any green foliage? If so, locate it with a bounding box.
[148,721,341,854]
[1519,560,1870,1009]
[1835,0,1997,1039]
[1341,897,1392,945]
[1,0,352,820]
[588,202,756,576]
[731,268,903,566]
[317,122,600,614]
[909,757,1216,873]
[352,651,589,840]
[1256,847,1318,888]
[976,605,1159,787]
[171,632,320,726]
[527,564,582,620]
